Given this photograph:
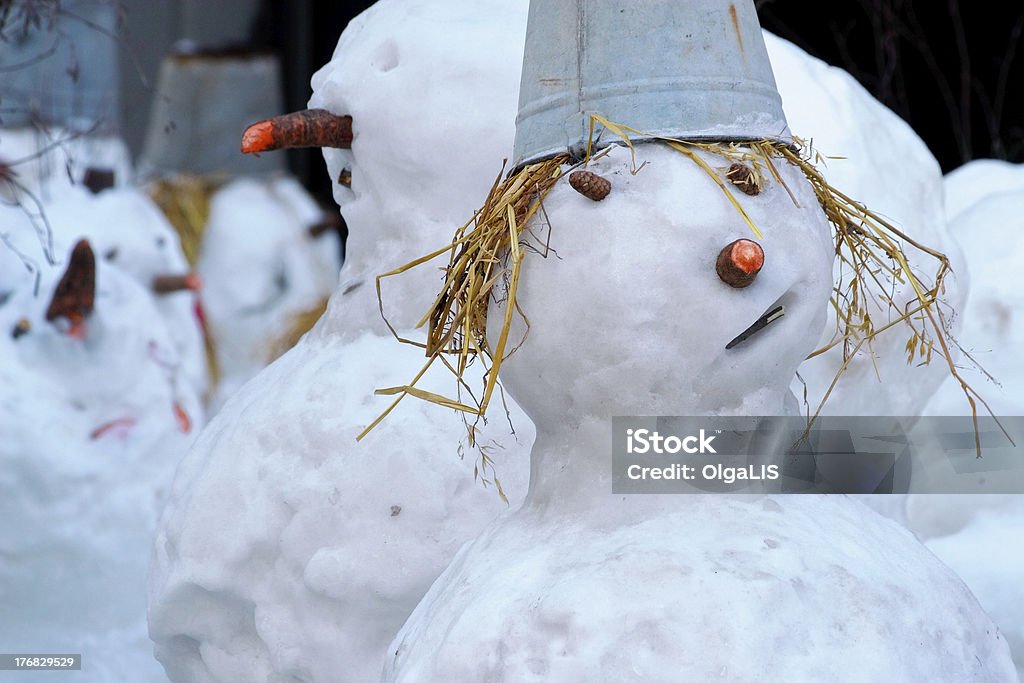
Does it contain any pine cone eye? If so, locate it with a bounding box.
[568,170,612,201]
[725,162,761,196]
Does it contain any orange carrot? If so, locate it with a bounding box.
[174,402,191,433]
[90,417,136,440]
[241,109,353,154]
[716,239,764,288]
[152,272,203,294]
[47,239,95,329]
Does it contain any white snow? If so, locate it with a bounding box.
[902,494,1024,681]
[148,2,532,681]
[766,34,967,418]
[944,159,1024,221]
[389,496,1015,682]
[907,161,1024,679]
[925,163,1024,416]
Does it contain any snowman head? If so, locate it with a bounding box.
[488,142,834,426]
[245,0,527,261]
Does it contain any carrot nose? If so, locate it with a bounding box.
[716,239,764,288]
[152,272,202,294]
[241,109,353,154]
[47,239,96,329]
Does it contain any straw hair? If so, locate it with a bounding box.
[362,114,1000,456]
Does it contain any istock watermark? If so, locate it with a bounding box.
[612,416,1024,494]
[626,428,718,454]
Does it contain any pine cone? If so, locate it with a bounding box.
[568,170,612,201]
[725,162,761,196]
[82,167,115,194]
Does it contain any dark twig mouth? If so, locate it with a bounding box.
[726,304,785,350]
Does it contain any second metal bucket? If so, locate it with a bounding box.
[512,0,791,169]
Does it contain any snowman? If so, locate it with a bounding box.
[194,174,340,409]
[133,35,343,410]
[0,212,202,680]
[147,2,532,682]
[382,2,1017,680]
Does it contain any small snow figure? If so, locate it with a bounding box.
[46,239,96,338]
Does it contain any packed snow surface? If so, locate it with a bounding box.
[389,496,1015,682]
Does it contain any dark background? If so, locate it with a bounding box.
[254,1,1023,203]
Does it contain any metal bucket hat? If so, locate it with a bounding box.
[512,0,791,169]
[138,44,287,178]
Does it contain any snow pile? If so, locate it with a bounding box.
[925,161,1024,416]
[148,2,532,681]
[386,143,1015,681]
[0,209,201,681]
[766,34,967,417]
[196,175,339,408]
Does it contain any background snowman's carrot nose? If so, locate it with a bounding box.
[241,109,353,153]
[46,239,96,331]
[152,273,202,294]
[716,239,764,288]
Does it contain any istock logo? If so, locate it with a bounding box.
[626,428,717,454]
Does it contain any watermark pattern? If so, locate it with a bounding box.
[612,416,1023,494]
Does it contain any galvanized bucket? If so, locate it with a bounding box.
[512,0,790,169]
[138,45,286,178]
